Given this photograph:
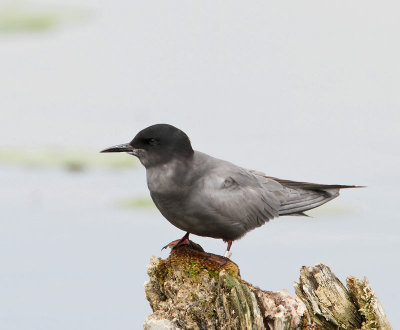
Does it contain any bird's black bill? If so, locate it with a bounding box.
[100,143,134,153]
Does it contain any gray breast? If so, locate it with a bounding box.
[146,159,197,232]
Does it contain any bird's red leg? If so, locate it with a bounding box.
[224,240,233,258]
[162,232,190,250]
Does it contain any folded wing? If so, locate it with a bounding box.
[203,168,283,236]
[198,165,360,239]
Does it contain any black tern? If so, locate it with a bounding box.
[101,124,360,260]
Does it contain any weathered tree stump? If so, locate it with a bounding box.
[143,242,391,330]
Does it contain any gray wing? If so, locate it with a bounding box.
[189,152,359,240]
[250,170,359,216]
[196,167,285,239]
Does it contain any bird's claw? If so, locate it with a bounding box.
[161,235,191,251]
[161,239,180,251]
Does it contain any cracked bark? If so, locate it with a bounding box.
[143,242,391,330]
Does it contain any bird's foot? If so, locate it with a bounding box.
[162,233,191,250]
[203,255,230,266]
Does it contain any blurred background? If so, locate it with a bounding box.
[1,0,399,328]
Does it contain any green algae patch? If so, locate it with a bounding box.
[307,204,358,217]
[0,4,89,33]
[0,148,138,171]
[116,197,155,209]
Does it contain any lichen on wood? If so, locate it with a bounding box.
[294,265,362,329]
[347,276,392,330]
[143,242,391,330]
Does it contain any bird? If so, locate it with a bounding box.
[101,123,361,261]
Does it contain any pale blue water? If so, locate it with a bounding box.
[1,165,399,328]
[1,0,399,328]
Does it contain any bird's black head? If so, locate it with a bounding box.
[101,124,194,168]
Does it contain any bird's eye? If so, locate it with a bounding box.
[147,138,159,146]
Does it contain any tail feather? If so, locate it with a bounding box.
[267,177,363,216]
[252,172,364,217]
[279,189,339,216]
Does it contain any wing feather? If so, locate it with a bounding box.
[201,168,282,238]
